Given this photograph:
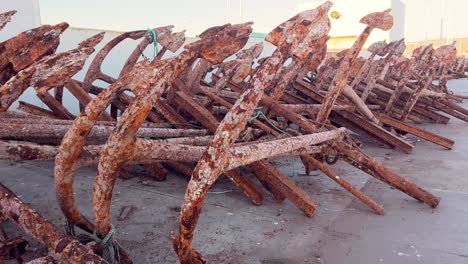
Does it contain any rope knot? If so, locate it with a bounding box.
[146,29,159,59]
[146,29,157,44]
[248,109,292,137]
[65,219,76,237]
[92,225,120,264]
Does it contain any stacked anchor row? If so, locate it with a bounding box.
[1,1,465,262]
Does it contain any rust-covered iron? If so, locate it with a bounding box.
[172,4,334,261]
[0,183,107,263]
[91,22,258,242]
[341,37,467,151]
[0,32,104,118]
[0,235,28,262]
[53,28,185,235]
[0,3,459,263]
[315,9,393,127]
[0,11,16,31]
[0,22,69,85]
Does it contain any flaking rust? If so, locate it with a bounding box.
[0,183,107,263]
[316,9,393,127]
[55,27,186,236]
[172,3,334,263]
[0,11,16,31]
[0,22,69,85]
[0,32,105,117]
[92,22,256,241]
[0,2,463,263]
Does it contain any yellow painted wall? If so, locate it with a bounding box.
[327,36,357,52]
[405,38,468,56]
[326,36,468,56]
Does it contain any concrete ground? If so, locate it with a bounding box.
[1,79,468,263]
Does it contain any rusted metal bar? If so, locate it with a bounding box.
[293,80,414,153]
[17,101,59,119]
[338,110,413,153]
[134,132,336,168]
[64,79,95,111]
[0,32,105,115]
[315,9,393,127]
[0,115,171,128]
[333,142,439,207]
[91,23,258,244]
[227,74,439,208]
[376,113,454,149]
[0,11,16,31]
[304,155,384,215]
[0,23,68,85]
[0,236,28,261]
[2,135,326,167]
[0,121,209,144]
[173,4,336,262]
[55,28,186,235]
[0,183,108,264]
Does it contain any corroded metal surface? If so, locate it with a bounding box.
[90,23,255,244]
[1,3,463,263]
[0,23,68,85]
[0,236,28,261]
[0,183,107,263]
[315,9,393,127]
[0,32,104,116]
[172,3,347,263]
[0,11,16,31]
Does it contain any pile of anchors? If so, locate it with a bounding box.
[0,2,466,263]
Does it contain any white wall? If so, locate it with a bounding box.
[400,0,468,42]
[390,0,405,41]
[2,0,465,113]
[39,0,468,43]
[39,0,397,40]
[0,0,41,41]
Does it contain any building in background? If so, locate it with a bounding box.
[1,0,467,52]
[35,0,405,50]
[0,0,467,113]
[291,0,405,51]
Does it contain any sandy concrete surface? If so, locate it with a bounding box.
[1,79,468,263]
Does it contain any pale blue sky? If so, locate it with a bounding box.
[39,0,301,36]
[38,0,468,41]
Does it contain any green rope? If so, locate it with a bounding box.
[208,189,233,194]
[146,29,159,59]
[64,220,76,237]
[248,110,292,137]
[248,110,297,177]
[65,221,122,263]
[92,225,120,264]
